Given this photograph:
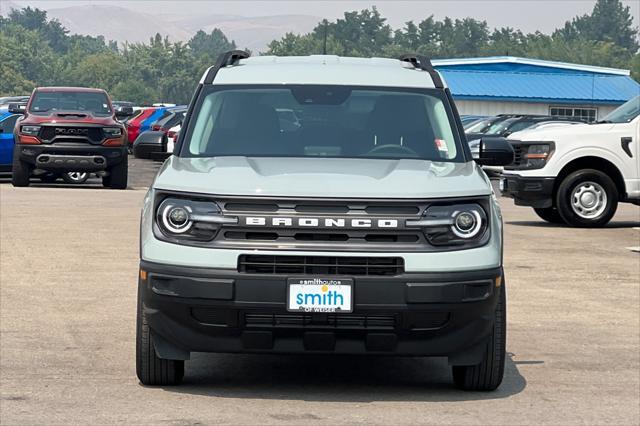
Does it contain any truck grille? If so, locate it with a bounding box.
[511,144,525,167]
[238,255,404,276]
[39,126,104,144]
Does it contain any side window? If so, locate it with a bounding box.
[1,115,19,133]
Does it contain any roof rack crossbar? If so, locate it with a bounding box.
[203,50,251,84]
[399,54,444,89]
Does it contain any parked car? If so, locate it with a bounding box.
[166,123,180,152]
[112,101,135,121]
[460,115,488,127]
[464,114,514,132]
[502,95,639,227]
[482,115,584,138]
[135,51,514,390]
[0,95,30,107]
[150,106,186,133]
[126,107,158,146]
[11,87,129,188]
[0,108,22,174]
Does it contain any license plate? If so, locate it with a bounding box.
[287,277,353,313]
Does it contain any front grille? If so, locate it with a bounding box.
[244,313,398,329]
[40,126,104,143]
[238,255,404,276]
[511,144,525,167]
[217,198,429,251]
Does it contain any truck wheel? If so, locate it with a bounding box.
[556,169,618,227]
[136,282,184,386]
[533,208,565,224]
[63,172,89,184]
[102,155,128,189]
[452,279,506,391]
[11,156,31,187]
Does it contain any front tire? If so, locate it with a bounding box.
[556,169,618,227]
[102,155,128,189]
[533,207,565,224]
[452,279,506,391]
[136,282,184,386]
[11,150,31,187]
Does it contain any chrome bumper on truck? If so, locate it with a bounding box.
[139,259,503,365]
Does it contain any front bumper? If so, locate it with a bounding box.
[500,174,555,208]
[16,143,126,172]
[140,260,503,365]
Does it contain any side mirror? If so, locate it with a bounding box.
[115,106,134,119]
[133,130,170,160]
[476,137,514,166]
[8,103,25,114]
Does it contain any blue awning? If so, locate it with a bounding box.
[433,57,640,105]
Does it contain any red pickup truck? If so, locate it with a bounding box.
[11,87,128,189]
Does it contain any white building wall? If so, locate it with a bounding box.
[454,99,619,119]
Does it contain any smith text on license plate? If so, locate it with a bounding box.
[287,278,353,313]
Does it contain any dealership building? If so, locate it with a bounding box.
[432,56,640,121]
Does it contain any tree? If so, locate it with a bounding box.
[555,0,639,53]
[188,29,236,58]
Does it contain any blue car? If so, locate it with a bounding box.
[0,109,22,174]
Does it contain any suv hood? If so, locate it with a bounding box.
[153,156,491,199]
[21,111,118,126]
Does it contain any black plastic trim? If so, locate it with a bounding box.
[621,137,633,158]
[203,50,251,84]
[399,54,444,88]
[501,174,555,208]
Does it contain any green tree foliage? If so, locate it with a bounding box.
[267,0,638,81]
[0,1,637,102]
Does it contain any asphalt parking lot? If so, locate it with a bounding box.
[1,160,639,425]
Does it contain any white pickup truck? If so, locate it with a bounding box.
[501,95,639,227]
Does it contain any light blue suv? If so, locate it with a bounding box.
[137,51,514,390]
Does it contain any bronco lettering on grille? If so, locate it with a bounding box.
[244,217,399,228]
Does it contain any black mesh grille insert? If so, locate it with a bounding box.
[238,255,404,276]
[40,126,104,143]
[244,313,398,329]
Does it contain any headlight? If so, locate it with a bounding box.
[407,203,489,246]
[103,127,123,137]
[155,197,237,242]
[507,142,554,170]
[21,125,41,136]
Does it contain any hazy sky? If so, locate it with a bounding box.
[10,0,640,33]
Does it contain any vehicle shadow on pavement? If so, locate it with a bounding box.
[159,352,530,402]
[506,220,640,229]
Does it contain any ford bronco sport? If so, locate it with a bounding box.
[11,87,128,189]
[137,51,514,390]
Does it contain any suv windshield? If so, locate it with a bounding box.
[602,95,640,123]
[182,85,463,162]
[29,91,112,116]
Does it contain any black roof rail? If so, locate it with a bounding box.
[399,54,444,89]
[203,50,251,84]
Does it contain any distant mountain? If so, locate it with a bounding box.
[171,14,322,52]
[6,3,321,52]
[45,5,193,45]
